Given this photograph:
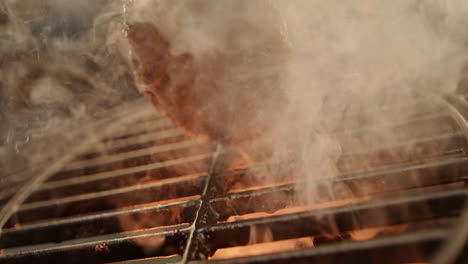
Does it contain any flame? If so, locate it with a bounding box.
[225,197,369,223]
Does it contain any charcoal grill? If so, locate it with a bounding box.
[0,94,467,264]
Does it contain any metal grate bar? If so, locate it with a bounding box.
[5,223,189,254]
[75,128,185,161]
[219,155,468,198]
[182,145,226,263]
[204,188,465,235]
[338,132,466,173]
[0,228,187,264]
[327,97,447,130]
[65,139,204,171]
[211,182,464,223]
[26,159,211,203]
[101,118,173,142]
[39,153,213,191]
[21,173,206,210]
[12,189,203,228]
[0,198,199,249]
[4,197,198,232]
[336,114,459,141]
[50,140,213,181]
[339,131,466,157]
[111,256,182,264]
[13,184,203,225]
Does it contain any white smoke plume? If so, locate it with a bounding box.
[125,0,468,205]
[265,0,468,202]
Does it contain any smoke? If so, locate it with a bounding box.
[259,0,468,203]
[125,0,468,205]
[0,0,139,171]
[2,0,467,255]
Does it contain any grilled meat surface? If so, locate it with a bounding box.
[125,0,290,143]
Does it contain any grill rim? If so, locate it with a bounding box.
[429,94,468,264]
[0,99,155,231]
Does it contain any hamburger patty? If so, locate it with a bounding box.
[125,0,290,143]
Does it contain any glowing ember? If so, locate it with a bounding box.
[120,255,180,263]
[225,206,312,222]
[119,195,200,210]
[210,237,314,260]
[95,243,110,256]
[348,224,408,241]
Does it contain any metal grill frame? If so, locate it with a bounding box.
[0,96,467,264]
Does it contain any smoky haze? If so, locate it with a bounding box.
[125,0,468,203]
[262,0,468,202]
[1,0,467,257]
[0,0,139,172]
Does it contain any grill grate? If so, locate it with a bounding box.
[0,96,467,264]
